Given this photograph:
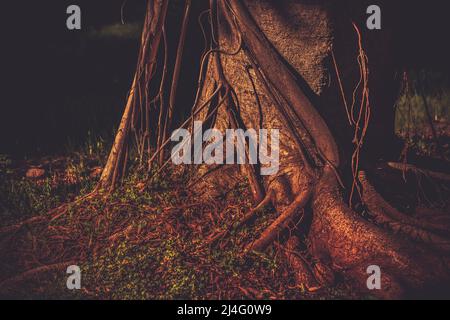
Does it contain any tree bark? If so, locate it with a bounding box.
[99,0,169,190]
[191,0,450,298]
[101,0,450,298]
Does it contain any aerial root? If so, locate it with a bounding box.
[245,189,312,254]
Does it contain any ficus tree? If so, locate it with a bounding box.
[99,0,450,298]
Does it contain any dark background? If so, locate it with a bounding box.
[0,0,449,157]
[1,0,147,156]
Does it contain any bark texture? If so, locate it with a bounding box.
[191,0,450,298]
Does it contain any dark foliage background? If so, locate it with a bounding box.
[0,0,146,156]
[0,0,449,156]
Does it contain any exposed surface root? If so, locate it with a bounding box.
[310,167,450,298]
[387,162,450,182]
[283,236,319,291]
[246,189,311,253]
[1,169,352,299]
[4,0,449,300]
[359,171,450,236]
[0,262,75,295]
[207,189,275,244]
[238,190,274,227]
[0,192,95,236]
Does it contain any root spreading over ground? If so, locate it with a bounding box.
[1,0,450,299]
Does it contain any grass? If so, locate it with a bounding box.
[0,131,110,227]
[395,80,450,158]
[395,91,450,135]
[1,75,448,300]
[0,146,356,300]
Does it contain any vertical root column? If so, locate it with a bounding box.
[99,0,169,191]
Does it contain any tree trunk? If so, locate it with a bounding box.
[101,0,450,298]
[190,0,450,298]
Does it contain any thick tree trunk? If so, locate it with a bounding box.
[98,0,449,298]
[191,0,450,298]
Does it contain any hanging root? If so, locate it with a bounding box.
[332,23,371,206]
[224,0,339,168]
[215,0,341,286]
[9,0,444,299]
[99,0,169,191]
